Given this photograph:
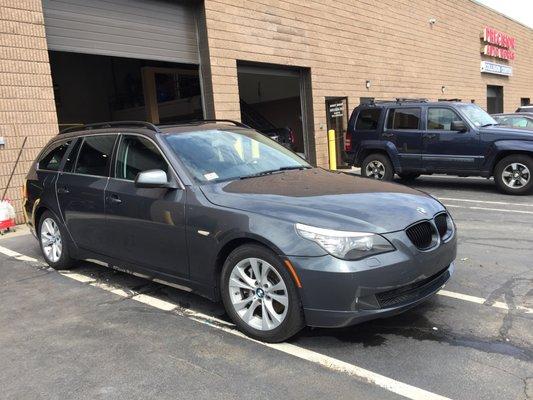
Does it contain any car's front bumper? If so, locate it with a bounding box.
[288,229,456,328]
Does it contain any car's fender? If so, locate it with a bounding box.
[482,140,533,172]
[354,140,401,171]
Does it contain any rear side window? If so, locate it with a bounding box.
[38,141,71,171]
[115,135,168,180]
[355,109,381,130]
[74,135,116,177]
[386,108,421,130]
[427,108,461,130]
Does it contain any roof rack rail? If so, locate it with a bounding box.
[59,121,161,134]
[367,98,429,105]
[439,98,462,102]
[185,119,251,128]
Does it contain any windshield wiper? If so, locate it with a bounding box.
[239,166,311,180]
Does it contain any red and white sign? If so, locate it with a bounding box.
[481,27,516,61]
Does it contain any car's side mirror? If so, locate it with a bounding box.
[135,169,171,189]
[451,120,468,133]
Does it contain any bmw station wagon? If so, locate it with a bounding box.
[24,121,457,342]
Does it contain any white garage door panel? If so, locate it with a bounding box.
[43,0,199,64]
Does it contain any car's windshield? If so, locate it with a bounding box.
[164,129,311,183]
[457,104,497,127]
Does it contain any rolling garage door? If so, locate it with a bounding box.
[42,0,199,64]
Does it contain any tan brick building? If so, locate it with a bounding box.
[1,0,532,221]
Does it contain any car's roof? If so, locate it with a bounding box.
[493,113,533,117]
[359,100,466,108]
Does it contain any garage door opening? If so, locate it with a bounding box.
[237,63,313,159]
[49,51,203,128]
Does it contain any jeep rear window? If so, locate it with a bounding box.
[355,109,381,130]
[386,108,421,130]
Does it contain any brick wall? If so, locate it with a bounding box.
[0,0,58,223]
[203,0,533,167]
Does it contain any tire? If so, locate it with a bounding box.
[361,153,394,181]
[220,244,305,342]
[38,210,75,269]
[398,173,420,182]
[494,155,533,195]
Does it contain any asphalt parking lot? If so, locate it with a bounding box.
[1,174,532,400]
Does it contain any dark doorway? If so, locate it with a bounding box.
[521,98,531,106]
[49,51,203,129]
[487,85,504,114]
[237,63,311,158]
[326,97,349,168]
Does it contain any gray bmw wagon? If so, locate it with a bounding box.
[24,120,456,342]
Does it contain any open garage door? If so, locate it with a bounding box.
[43,0,199,64]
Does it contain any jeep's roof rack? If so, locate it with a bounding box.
[59,121,161,134]
[161,119,251,129]
[439,98,462,102]
[367,98,429,106]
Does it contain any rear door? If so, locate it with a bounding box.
[382,107,423,170]
[104,134,188,279]
[56,134,117,254]
[422,107,481,171]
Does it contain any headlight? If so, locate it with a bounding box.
[295,223,395,260]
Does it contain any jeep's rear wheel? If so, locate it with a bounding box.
[361,153,394,181]
[494,155,533,195]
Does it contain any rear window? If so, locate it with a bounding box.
[74,135,116,177]
[386,108,421,130]
[355,108,381,130]
[38,141,71,171]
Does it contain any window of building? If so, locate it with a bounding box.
[355,109,381,130]
[74,135,116,177]
[38,141,71,171]
[386,108,421,130]
[427,108,462,130]
[521,98,531,106]
[487,85,503,114]
[115,135,168,180]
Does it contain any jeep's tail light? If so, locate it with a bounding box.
[344,131,352,151]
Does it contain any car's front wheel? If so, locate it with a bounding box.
[38,211,75,269]
[361,153,394,181]
[220,244,304,342]
[494,155,533,195]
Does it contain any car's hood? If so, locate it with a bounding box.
[480,126,533,139]
[199,169,445,233]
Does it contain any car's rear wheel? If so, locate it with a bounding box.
[494,155,533,195]
[38,211,75,269]
[220,244,304,342]
[361,153,394,181]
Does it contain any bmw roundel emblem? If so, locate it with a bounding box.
[417,207,427,215]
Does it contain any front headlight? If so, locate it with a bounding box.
[295,223,395,260]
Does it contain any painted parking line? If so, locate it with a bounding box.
[444,204,533,215]
[438,197,533,208]
[438,290,533,314]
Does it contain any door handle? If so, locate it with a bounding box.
[108,194,122,205]
[382,132,394,138]
[57,187,70,194]
[423,133,437,139]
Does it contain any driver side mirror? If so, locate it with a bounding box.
[451,120,468,133]
[135,169,172,189]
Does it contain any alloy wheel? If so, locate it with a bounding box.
[502,163,530,189]
[40,217,62,263]
[365,160,386,180]
[228,257,289,331]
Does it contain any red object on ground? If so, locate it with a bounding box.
[0,218,15,230]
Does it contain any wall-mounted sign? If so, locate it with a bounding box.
[481,27,516,61]
[480,61,512,76]
[328,102,344,118]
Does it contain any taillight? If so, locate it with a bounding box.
[344,131,352,151]
[289,129,296,145]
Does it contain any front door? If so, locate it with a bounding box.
[56,134,117,254]
[422,107,481,171]
[104,134,188,279]
[382,107,423,170]
[326,97,349,168]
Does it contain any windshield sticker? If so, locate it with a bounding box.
[204,172,219,181]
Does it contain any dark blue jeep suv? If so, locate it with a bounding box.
[344,99,533,195]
